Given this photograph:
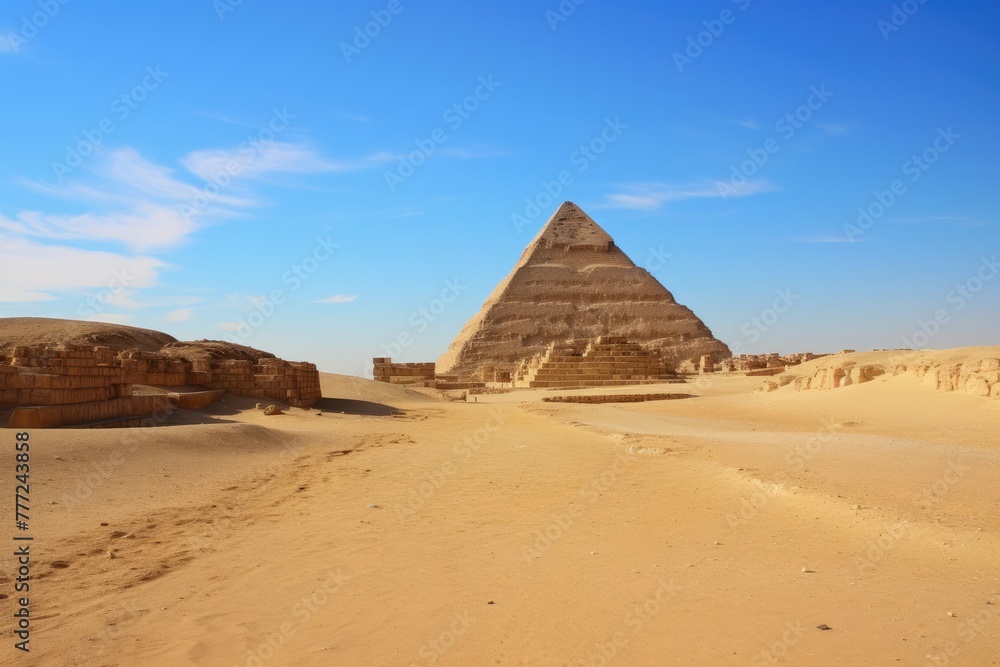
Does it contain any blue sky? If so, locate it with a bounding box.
[1,0,997,374]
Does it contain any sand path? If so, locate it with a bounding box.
[6,374,998,666]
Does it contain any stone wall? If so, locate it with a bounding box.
[1,344,321,427]
[721,352,828,373]
[372,358,437,385]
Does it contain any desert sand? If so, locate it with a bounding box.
[5,355,999,666]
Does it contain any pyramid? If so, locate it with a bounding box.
[437,202,731,381]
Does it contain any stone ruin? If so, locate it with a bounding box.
[1,343,320,428]
[436,201,731,383]
[514,336,681,388]
[760,350,1000,400]
[372,336,684,391]
[716,352,828,374]
[372,359,437,386]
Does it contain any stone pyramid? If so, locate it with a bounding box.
[437,202,731,381]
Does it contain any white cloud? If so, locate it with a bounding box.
[0,237,165,304]
[601,180,776,210]
[165,308,194,322]
[315,295,358,304]
[216,322,241,332]
[343,113,372,123]
[181,142,390,182]
[10,141,380,256]
[1,203,200,252]
[2,137,382,306]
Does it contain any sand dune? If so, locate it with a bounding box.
[4,359,998,666]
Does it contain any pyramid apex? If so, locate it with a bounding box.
[535,202,613,249]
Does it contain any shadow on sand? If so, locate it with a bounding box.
[313,397,405,417]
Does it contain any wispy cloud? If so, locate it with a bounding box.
[165,308,195,322]
[0,236,165,302]
[0,204,201,252]
[439,145,511,159]
[198,111,260,128]
[711,116,760,130]
[343,113,372,123]
[816,123,850,136]
[1,137,374,303]
[181,142,365,181]
[315,294,358,304]
[600,179,777,210]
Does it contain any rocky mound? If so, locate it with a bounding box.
[0,317,176,354]
[759,347,1000,399]
[0,318,322,427]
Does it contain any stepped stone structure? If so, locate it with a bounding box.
[1,341,320,428]
[516,336,680,388]
[372,358,437,386]
[437,202,731,382]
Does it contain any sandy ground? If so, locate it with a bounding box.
[3,371,999,666]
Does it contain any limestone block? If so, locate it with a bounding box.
[965,376,991,398]
[980,358,1000,371]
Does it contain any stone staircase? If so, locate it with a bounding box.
[518,336,681,389]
